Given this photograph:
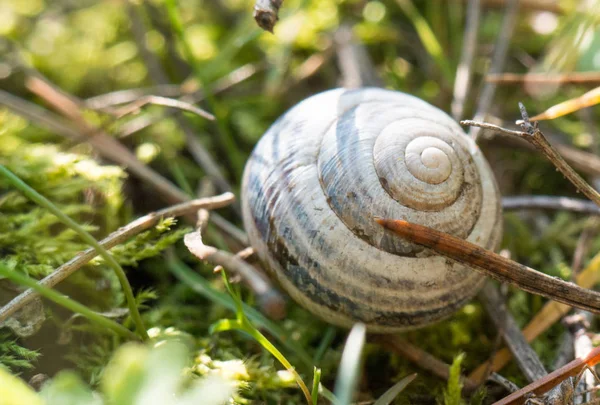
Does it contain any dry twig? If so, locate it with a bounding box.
[184,231,286,319]
[112,95,215,121]
[375,218,600,315]
[462,105,600,208]
[0,194,235,325]
[502,196,600,216]
[492,346,600,405]
[468,252,600,382]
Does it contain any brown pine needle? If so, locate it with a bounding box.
[530,86,600,121]
[375,218,600,315]
[492,346,600,405]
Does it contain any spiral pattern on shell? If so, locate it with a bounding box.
[242,88,502,332]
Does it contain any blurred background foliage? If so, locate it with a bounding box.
[0,0,600,403]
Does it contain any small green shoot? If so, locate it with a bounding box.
[443,353,466,405]
[166,255,313,368]
[210,269,313,405]
[311,367,321,405]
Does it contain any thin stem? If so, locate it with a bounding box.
[166,254,314,369]
[0,263,137,341]
[0,165,148,340]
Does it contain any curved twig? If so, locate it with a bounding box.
[0,193,235,325]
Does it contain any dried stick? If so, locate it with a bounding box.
[184,231,286,319]
[502,196,600,215]
[462,109,600,208]
[254,0,284,32]
[469,251,600,382]
[373,335,479,392]
[112,95,215,121]
[479,122,600,179]
[486,72,600,85]
[0,193,235,325]
[86,63,259,111]
[375,218,600,314]
[469,0,519,141]
[492,346,600,405]
[451,0,480,120]
[480,283,547,382]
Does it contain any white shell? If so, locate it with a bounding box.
[241,88,502,332]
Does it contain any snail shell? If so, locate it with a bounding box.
[241,88,503,332]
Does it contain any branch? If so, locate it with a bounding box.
[184,230,286,319]
[502,196,600,215]
[462,108,600,208]
[468,252,600,382]
[376,218,600,314]
[0,193,235,325]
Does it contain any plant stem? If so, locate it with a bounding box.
[0,165,148,340]
[0,263,138,340]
